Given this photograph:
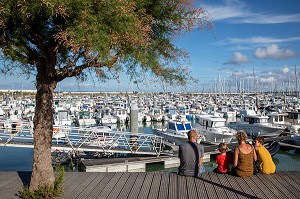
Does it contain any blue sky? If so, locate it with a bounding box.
[1,0,300,92]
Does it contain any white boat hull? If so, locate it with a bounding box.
[232,123,285,137]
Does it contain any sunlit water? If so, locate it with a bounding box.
[0,121,299,172]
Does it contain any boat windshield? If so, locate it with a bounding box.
[185,123,192,130]
[176,123,185,131]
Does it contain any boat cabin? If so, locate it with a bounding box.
[242,115,269,124]
[196,115,227,128]
[168,120,192,132]
[267,112,288,124]
[286,111,300,124]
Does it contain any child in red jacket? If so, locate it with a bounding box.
[214,143,233,174]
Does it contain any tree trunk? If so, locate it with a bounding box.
[30,80,56,191]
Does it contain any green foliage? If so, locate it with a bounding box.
[19,166,65,199]
[0,0,211,85]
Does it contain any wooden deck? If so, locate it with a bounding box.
[0,171,299,199]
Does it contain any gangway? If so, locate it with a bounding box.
[0,125,164,156]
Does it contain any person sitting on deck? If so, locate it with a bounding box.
[253,136,276,174]
[232,130,257,177]
[178,130,204,177]
[214,143,233,174]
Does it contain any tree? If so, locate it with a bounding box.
[0,0,211,191]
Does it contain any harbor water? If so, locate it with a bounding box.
[0,121,300,172]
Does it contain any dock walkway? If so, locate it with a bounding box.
[0,171,299,199]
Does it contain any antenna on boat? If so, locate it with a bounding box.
[295,65,298,98]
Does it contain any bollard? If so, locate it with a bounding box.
[130,103,138,134]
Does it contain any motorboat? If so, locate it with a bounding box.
[53,109,73,126]
[228,114,286,138]
[263,140,280,156]
[291,134,300,146]
[73,111,97,126]
[154,119,200,145]
[155,120,192,139]
[195,114,236,144]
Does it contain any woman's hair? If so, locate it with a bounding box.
[236,130,247,143]
[254,136,264,144]
[218,143,228,153]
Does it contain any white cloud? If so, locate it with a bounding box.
[215,36,300,46]
[254,44,295,59]
[204,0,300,24]
[229,37,300,44]
[281,66,289,73]
[260,76,276,83]
[204,0,248,22]
[225,52,249,65]
[231,71,244,77]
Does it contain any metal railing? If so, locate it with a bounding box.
[0,124,164,156]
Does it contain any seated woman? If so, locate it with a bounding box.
[253,136,276,174]
[232,130,257,177]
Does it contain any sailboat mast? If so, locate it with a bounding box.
[295,65,298,97]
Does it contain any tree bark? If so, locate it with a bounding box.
[30,80,56,191]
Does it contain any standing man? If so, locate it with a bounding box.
[178,130,204,177]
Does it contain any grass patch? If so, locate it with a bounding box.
[19,166,64,199]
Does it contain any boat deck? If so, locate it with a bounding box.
[1,171,299,199]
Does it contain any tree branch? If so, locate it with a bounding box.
[55,53,120,81]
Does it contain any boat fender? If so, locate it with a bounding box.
[54,149,60,153]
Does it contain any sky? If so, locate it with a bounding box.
[1,0,300,93]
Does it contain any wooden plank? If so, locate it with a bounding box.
[186,176,198,199]
[86,172,116,199]
[281,171,300,188]
[61,172,93,199]
[0,172,14,188]
[177,175,188,199]
[63,172,98,199]
[61,172,85,195]
[116,173,139,199]
[97,172,123,199]
[276,172,300,193]
[0,172,23,199]
[272,173,300,198]
[168,173,178,199]
[223,174,249,199]
[106,173,131,199]
[201,172,218,198]
[127,173,147,199]
[157,173,170,199]
[241,175,269,199]
[0,172,6,178]
[232,175,258,198]
[255,174,283,198]
[0,171,300,199]
[138,173,155,199]
[208,173,228,199]
[194,176,208,198]
[147,173,162,199]
[75,173,107,199]
[262,173,298,199]
[63,172,82,185]
[292,171,300,180]
[0,172,12,184]
[249,174,279,199]
[215,173,238,199]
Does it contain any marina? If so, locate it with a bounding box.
[1,91,300,198]
[1,91,300,173]
[1,0,300,198]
